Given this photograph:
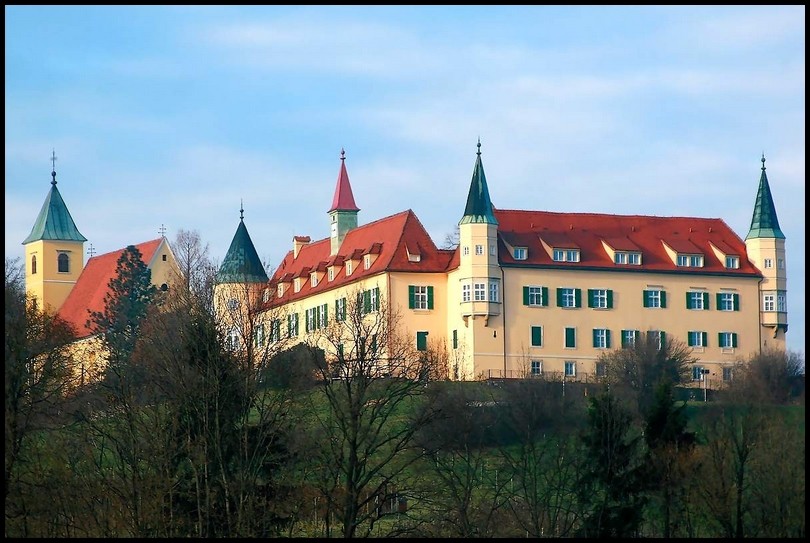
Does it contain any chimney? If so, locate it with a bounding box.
[293,236,311,259]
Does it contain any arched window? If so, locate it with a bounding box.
[31,255,37,274]
[58,253,69,273]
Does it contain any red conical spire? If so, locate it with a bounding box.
[328,148,360,212]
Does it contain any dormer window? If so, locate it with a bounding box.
[614,251,641,265]
[364,254,371,269]
[328,267,335,281]
[725,256,740,269]
[346,260,353,276]
[553,249,580,262]
[277,284,284,297]
[311,273,318,288]
[294,278,302,292]
[677,254,704,267]
[513,247,527,260]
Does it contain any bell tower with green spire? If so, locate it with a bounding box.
[744,154,787,349]
[454,140,503,379]
[22,152,87,312]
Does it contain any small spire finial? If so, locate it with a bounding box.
[476,137,481,157]
[159,224,167,237]
[340,148,346,161]
[761,152,766,171]
[240,199,244,221]
[87,243,96,258]
[50,149,57,185]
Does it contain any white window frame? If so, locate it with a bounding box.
[647,290,662,308]
[622,329,637,348]
[763,293,775,311]
[489,244,496,256]
[514,247,527,260]
[778,258,785,269]
[725,256,739,269]
[462,283,471,302]
[336,298,346,321]
[553,249,565,262]
[690,255,703,267]
[719,332,734,348]
[306,308,316,332]
[475,244,484,255]
[318,303,327,328]
[530,360,542,376]
[262,289,270,303]
[777,293,786,312]
[255,323,265,348]
[566,249,580,262]
[564,361,576,377]
[688,330,705,347]
[614,251,627,264]
[474,282,486,301]
[561,287,576,308]
[677,254,689,267]
[413,285,429,310]
[627,252,641,265]
[345,260,353,275]
[370,288,379,312]
[364,254,371,269]
[311,273,318,288]
[692,366,705,381]
[226,328,240,351]
[764,258,773,268]
[328,267,335,281]
[463,246,470,256]
[288,314,299,338]
[650,330,664,350]
[489,282,499,303]
[592,289,608,309]
[719,292,734,311]
[527,286,544,306]
[594,328,608,349]
[689,291,705,310]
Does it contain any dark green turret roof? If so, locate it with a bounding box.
[746,155,785,240]
[217,208,268,284]
[459,140,498,225]
[22,172,87,244]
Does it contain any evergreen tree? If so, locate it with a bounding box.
[88,245,157,370]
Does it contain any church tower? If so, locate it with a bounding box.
[744,155,787,349]
[22,153,87,312]
[456,140,503,377]
[328,148,359,256]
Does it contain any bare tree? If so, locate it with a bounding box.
[722,349,804,405]
[172,229,215,309]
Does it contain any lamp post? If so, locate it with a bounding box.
[701,368,710,402]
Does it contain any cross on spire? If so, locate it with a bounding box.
[476,137,481,157]
[159,224,167,237]
[50,149,58,185]
[240,199,244,220]
[340,147,346,161]
[761,152,766,171]
[87,243,96,257]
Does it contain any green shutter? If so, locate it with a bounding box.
[621,329,629,348]
[688,332,695,347]
[371,334,378,355]
[408,286,415,309]
[337,343,344,359]
[341,297,347,320]
[643,290,650,308]
[592,329,598,347]
[702,331,708,347]
[305,310,311,332]
[587,289,595,308]
[686,292,692,309]
[452,329,458,349]
[565,327,575,348]
[660,331,666,349]
[364,290,371,313]
[542,287,548,307]
[606,329,611,349]
[716,293,722,310]
[417,331,428,351]
[660,291,667,308]
[703,292,710,310]
[427,286,434,309]
[531,326,542,346]
[733,293,740,311]
[556,288,563,307]
[718,332,723,347]
[634,330,640,344]
[324,304,328,326]
[607,290,613,309]
[374,287,380,310]
[575,289,582,308]
[732,333,738,348]
[523,286,530,306]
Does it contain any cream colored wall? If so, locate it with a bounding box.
[499,267,762,384]
[388,271,448,361]
[147,239,182,290]
[24,239,84,313]
[745,237,787,349]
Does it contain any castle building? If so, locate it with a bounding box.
[217,144,787,386]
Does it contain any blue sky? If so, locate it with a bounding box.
[5,5,805,355]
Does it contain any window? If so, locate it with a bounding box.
[287,313,299,338]
[777,293,786,312]
[722,367,733,382]
[687,331,707,347]
[474,283,486,301]
[764,258,772,268]
[763,293,775,311]
[270,319,281,342]
[305,308,316,332]
[677,254,689,267]
[677,254,704,267]
[463,246,470,256]
[226,328,240,351]
[596,362,607,377]
[717,292,739,311]
[462,283,471,302]
[523,286,547,307]
[557,287,581,308]
[409,285,434,310]
[566,250,580,262]
[358,287,380,314]
[778,258,785,269]
[278,284,284,297]
[475,244,484,255]
[311,274,318,288]
[531,326,543,347]
[489,282,499,303]
[628,252,641,265]
[346,260,353,275]
[514,247,527,260]
[614,251,627,264]
[588,289,613,309]
[328,268,335,281]
[686,291,709,310]
[294,278,302,293]
[564,327,576,348]
[57,252,69,273]
[226,298,239,311]
[718,332,737,349]
[31,255,37,274]
[531,360,542,376]
[692,366,705,381]
[335,298,346,321]
[364,254,371,269]
[725,256,739,269]
[621,329,639,348]
[643,289,666,308]
[416,331,428,351]
[564,361,576,377]
[162,254,167,262]
[262,289,270,303]
[553,249,565,262]
[592,328,611,349]
[489,244,496,256]
[318,303,328,328]
[649,330,666,350]
[254,324,265,348]
[553,248,581,262]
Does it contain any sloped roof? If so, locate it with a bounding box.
[459,143,497,225]
[328,151,360,212]
[58,238,164,338]
[746,157,785,240]
[217,219,269,284]
[22,179,87,244]
[494,209,761,275]
[267,209,454,307]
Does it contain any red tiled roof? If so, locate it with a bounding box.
[494,210,760,275]
[328,157,360,212]
[663,238,703,254]
[267,210,454,307]
[538,232,580,249]
[603,236,642,252]
[58,238,164,338]
[710,239,739,256]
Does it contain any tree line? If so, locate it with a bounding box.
[4,231,805,538]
